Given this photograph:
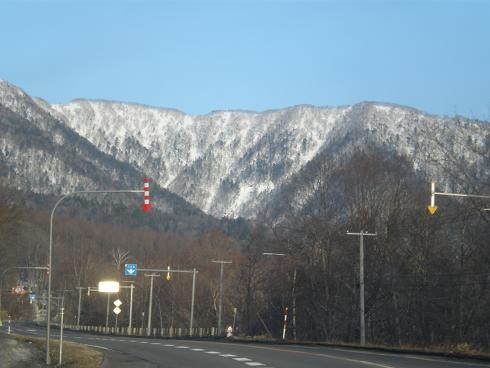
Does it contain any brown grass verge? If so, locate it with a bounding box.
[14,334,104,367]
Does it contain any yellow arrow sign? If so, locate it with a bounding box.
[427,206,438,215]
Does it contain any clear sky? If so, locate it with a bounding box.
[1,0,489,119]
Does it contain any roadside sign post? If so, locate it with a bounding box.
[113,301,122,329]
[129,283,134,332]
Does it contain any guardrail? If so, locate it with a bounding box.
[62,324,222,338]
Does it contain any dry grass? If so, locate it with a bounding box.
[15,335,104,367]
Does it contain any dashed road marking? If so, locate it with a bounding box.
[245,363,266,367]
[150,342,161,345]
[176,345,189,349]
[85,344,112,351]
[205,351,221,354]
[191,348,205,351]
[220,354,237,357]
[164,344,174,347]
[234,357,252,362]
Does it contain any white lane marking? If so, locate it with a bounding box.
[245,363,266,367]
[140,341,148,344]
[192,348,205,351]
[220,354,237,357]
[176,345,189,349]
[327,347,490,367]
[164,344,175,347]
[130,340,137,343]
[205,351,221,354]
[223,343,397,368]
[150,342,161,345]
[234,357,252,362]
[85,344,112,351]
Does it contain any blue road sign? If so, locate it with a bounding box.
[124,263,137,276]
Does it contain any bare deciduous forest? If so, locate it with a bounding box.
[1,144,489,353]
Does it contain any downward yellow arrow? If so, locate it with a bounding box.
[427,206,438,215]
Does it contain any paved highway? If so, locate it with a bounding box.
[2,324,489,368]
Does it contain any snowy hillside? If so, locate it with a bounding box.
[1,80,488,219]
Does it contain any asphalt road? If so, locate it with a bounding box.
[2,323,489,368]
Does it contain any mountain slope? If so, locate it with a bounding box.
[0,81,218,233]
[51,99,489,219]
[2,80,488,221]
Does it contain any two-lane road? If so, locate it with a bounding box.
[2,324,488,368]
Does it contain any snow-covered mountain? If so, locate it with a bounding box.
[1,80,488,220]
[0,80,219,234]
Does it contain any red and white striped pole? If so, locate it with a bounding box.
[142,178,151,213]
[282,306,289,340]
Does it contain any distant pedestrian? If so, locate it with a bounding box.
[226,325,233,338]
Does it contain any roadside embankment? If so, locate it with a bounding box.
[0,332,104,367]
[0,332,45,368]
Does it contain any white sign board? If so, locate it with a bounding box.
[98,281,120,293]
[113,307,121,315]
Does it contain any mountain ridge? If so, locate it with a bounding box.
[1,80,488,221]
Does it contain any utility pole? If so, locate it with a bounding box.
[211,260,232,334]
[190,268,196,335]
[145,274,159,336]
[75,286,85,326]
[347,230,377,346]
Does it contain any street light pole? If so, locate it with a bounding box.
[211,260,232,334]
[46,188,145,365]
[347,230,377,346]
[59,294,65,366]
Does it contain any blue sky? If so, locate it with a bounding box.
[1,0,489,119]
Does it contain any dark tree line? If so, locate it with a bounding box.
[0,143,488,353]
